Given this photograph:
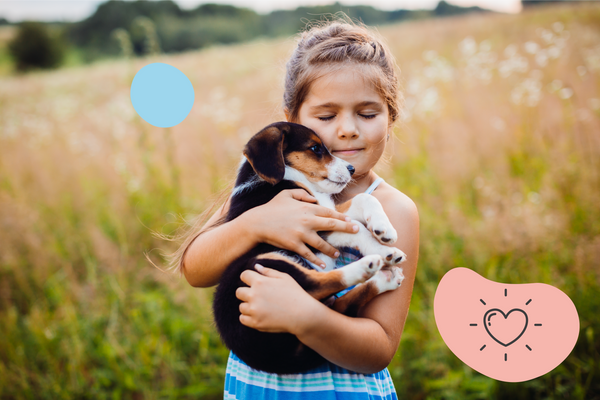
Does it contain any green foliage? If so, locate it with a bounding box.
[522,0,588,6]
[434,0,489,17]
[67,0,487,61]
[7,21,65,71]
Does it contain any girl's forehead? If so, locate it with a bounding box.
[306,65,385,104]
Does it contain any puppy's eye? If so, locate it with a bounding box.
[310,145,323,155]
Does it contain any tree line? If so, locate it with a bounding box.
[7,0,491,71]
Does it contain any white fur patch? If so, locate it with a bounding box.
[340,254,383,286]
[232,171,261,197]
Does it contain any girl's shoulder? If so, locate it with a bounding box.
[371,181,419,223]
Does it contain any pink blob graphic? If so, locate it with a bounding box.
[434,268,579,382]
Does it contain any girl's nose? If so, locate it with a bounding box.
[338,114,359,139]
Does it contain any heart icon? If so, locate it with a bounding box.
[434,268,580,382]
[483,308,528,347]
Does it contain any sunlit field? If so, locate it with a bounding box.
[1,4,599,399]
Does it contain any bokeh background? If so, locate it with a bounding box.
[0,1,599,399]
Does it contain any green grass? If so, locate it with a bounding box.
[0,3,599,399]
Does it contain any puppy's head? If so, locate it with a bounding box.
[243,122,354,193]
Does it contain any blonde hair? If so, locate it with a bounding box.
[284,17,401,125]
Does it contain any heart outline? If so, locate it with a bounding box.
[483,308,528,347]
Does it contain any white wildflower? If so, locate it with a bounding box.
[535,50,548,67]
[548,79,563,92]
[527,192,541,204]
[511,87,525,105]
[504,44,518,58]
[419,87,439,114]
[479,40,492,53]
[407,78,421,95]
[547,46,561,59]
[482,206,496,219]
[552,22,564,33]
[554,37,567,49]
[423,50,437,62]
[559,88,573,100]
[576,108,592,122]
[540,29,554,44]
[491,117,506,131]
[459,37,477,57]
[524,41,540,54]
[472,176,485,189]
[127,178,141,193]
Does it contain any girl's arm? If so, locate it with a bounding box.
[182,189,359,288]
[237,186,419,373]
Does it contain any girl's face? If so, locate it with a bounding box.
[294,66,390,179]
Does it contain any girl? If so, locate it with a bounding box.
[175,18,419,399]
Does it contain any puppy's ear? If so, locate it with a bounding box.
[243,124,289,185]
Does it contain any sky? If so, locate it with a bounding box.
[0,0,522,23]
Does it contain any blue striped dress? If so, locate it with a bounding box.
[224,178,397,399]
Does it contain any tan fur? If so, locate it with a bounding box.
[332,280,381,314]
[335,199,353,214]
[256,253,350,301]
[286,151,329,183]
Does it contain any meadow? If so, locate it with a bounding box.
[0,3,599,399]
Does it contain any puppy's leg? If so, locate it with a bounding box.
[326,224,406,267]
[337,193,397,245]
[255,253,384,301]
[332,267,405,316]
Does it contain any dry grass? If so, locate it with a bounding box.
[0,3,599,399]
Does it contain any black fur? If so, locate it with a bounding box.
[212,122,343,374]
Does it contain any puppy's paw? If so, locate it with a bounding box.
[366,213,398,245]
[380,247,407,267]
[369,266,405,294]
[341,254,384,286]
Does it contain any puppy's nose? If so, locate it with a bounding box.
[346,165,355,176]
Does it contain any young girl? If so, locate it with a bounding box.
[176,19,419,399]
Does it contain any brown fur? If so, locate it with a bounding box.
[256,253,350,301]
[335,199,353,214]
[332,280,382,314]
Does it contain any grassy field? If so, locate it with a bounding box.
[1,3,599,399]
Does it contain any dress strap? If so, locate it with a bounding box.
[364,177,384,194]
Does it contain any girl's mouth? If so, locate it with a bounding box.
[333,149,362,156]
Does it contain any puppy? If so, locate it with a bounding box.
[212,122,406,374]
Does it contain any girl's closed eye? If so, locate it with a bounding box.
[360,113,377,119]
[318,115,335,121]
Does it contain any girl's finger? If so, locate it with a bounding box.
[314,215,359,234]
[236,286,252,302]
[239,301,251,315]
[254,264,286,278]
[239,314,254,328]
[287,189,318,203]
[313,205,352,222]
[295,244,327,269]
[305,234,340,261]
[239,269,261,285]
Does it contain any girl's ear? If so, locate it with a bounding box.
[284,109,291,122]
[243,123,288,185]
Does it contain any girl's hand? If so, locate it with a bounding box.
[243,189,359,268]
[236,264,318,334]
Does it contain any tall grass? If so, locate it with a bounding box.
[0,4,599,399]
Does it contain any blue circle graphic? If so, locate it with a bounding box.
[130,63,195,128]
